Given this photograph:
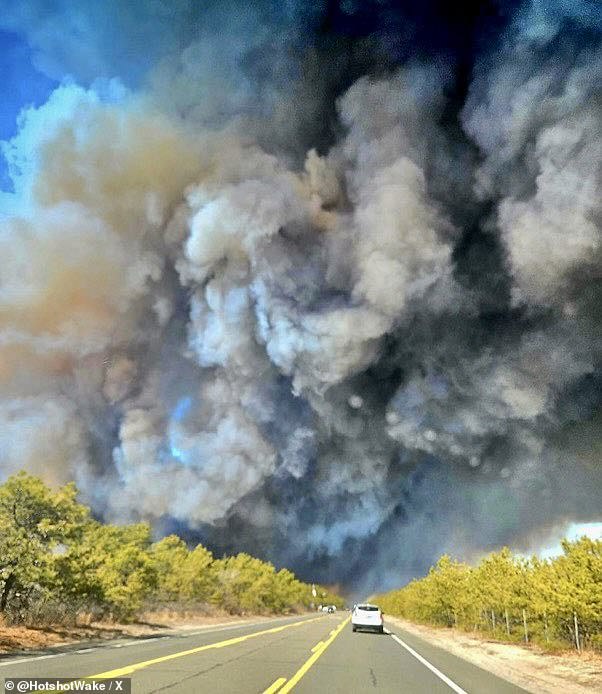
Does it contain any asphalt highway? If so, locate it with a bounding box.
[0,613,528,693]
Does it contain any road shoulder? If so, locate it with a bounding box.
[0,613,295,656]
[386,616,601,694]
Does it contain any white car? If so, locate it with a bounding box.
[351,604,384,633]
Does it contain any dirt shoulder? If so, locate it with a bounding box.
[0,612,284,655]
[386,616,602,693]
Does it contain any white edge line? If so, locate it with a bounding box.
[135,636,166,643]
[0,653,67,667]
[390,634,469,694]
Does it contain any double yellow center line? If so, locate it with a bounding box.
[268,616,350,693]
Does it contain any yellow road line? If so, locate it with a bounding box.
[262,676,287,694]
[278,616,350,693]
[88,616,324,679]
[310,640,324,653]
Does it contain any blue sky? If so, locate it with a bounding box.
[537,522,602,559]
[0,28,58,189]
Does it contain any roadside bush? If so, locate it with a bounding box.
[0,472,340,625]
[376,538,602,653]
[4,593,81,627]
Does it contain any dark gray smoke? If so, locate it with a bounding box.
[0,0,600,592]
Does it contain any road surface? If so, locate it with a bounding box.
[0,613,528,693]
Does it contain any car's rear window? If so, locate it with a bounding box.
[357,605,379,611]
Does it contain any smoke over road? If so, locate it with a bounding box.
[1,1,600,592]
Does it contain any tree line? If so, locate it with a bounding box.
[375,539,602,652]
[0,472,342,623]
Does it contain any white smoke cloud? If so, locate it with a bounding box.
[463,14,602,306]
[338,69,455,312]
[0,0,600,592]
[103,356,137,403]
[0,395,86,485]
[0,203,160,355]
[108,369,279,525]
[498,109,601,305]
[386,326,594,468]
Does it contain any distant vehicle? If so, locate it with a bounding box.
[351,604,384,633]
[322,604,336,613]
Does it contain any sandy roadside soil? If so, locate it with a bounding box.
[0,612,282,654]
[386,616,602,693]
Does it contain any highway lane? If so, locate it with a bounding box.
[292,618,527,694]
[0,613,529,693]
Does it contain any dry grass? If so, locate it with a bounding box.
[0,613,124,653]
[0,608,284,655]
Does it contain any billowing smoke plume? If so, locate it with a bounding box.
[1,1,600,592]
